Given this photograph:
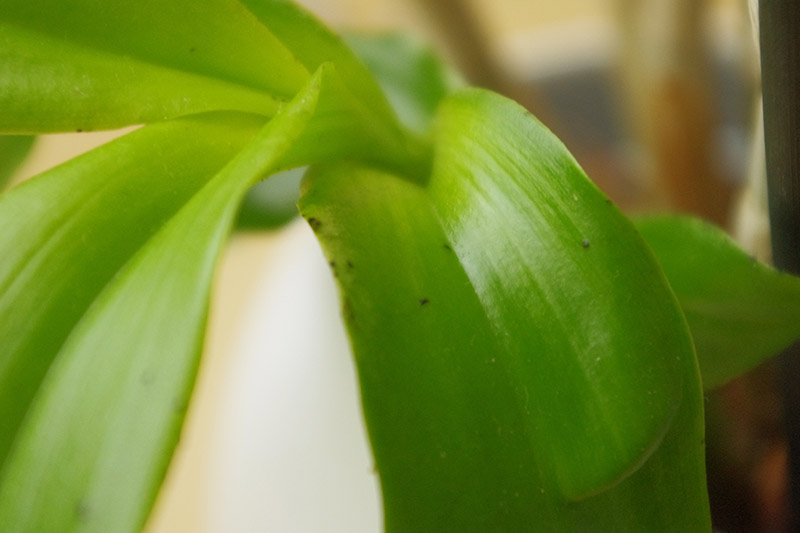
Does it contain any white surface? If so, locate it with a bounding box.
[209,220,381,533]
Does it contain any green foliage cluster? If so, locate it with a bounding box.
[1,1,800,531]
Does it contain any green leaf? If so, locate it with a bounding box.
[230,28,461,231]
[277,63,430,180]
[239,0,399,131]
[0,65,333,531]
[0,135,35,189]
[0,60,430,532]
[345,32,464,134]
[635,214,800,390]
[0,113,263,467]
[0,0,310,133]
[299,89,709,530]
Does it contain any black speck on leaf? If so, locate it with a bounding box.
[306,217,322,231]
[346,260,354,269]
[442,243,452,252]
[605,198,612,205]
[76,128,83,133]
[172,397,187,413]
[343,298,357,325]
[582,239,590,249]
[419,298,430,306]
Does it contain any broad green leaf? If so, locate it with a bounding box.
[636,214,800,390]
[299,89,709,530]
[0,0,309,133]
[0,66,332,532]
[425,90,693,501]
[345,32,464,133]
[0,113,265,468]
[0,135,35,189]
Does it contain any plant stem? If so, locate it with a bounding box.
[759,0,800,528]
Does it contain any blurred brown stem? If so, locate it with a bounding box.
[615,0,734,225]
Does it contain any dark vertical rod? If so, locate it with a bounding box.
[759,0,800,529]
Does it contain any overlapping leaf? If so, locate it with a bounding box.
[299,89,710,531]
[232,28,454,231]
[0,0,309,132]
[6,1,792,531]
[0,113,263,465]
[0,57,429,532]
[636,214,800,389]
[239,0,397,127]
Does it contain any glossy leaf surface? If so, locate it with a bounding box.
[300,89,709,530]
[0,0,309,132]
[636,214,800,390]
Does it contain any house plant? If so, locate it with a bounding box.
[1,0,800,530]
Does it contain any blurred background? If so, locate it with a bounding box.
[8,0,785,531]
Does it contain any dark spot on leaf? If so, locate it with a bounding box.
[75,500,91,522]
[306,217,322,232]
[329,260,336,268]
[419,298,429,306]
[343,298,356,325]
[76,128,83,133]
[582,239,590,249]
[442,243,452,252]
[189,46,197,53]
[346,260,354,269]
[605,198,612,205]
[172,397,187,413]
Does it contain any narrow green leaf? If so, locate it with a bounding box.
[230,27,460,232]
[239,0,429,176]
[278,63,431,179]
[0,67,328,532]
[635,214,800,390]
[0,0,309,132]
[0,135,35,189]
[239,0,399,131]
[0,113,265,468]
[300,89,709,530]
